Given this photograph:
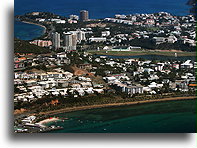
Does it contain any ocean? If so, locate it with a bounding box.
[14,20,45,40]
[46,100,196,133]
[15,0,190,18]
[14,0,191,40]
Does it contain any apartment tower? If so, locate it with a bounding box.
[52,32,60,50]
[80,10,89,21]
[63,32,77,51]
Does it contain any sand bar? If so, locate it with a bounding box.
[38,117,61,125]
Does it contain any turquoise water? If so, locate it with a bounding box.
[47,100,196,133]
[14,20,45,40]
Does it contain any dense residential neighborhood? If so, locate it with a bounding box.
[104,12,196,47]
[14,51,196,104]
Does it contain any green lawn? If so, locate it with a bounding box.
[87,50,196,57]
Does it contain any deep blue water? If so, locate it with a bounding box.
[14,0,191,40]
[15,0,190,18]
[47,100,196,133]
[14,20,45,40]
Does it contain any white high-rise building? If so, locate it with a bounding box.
[63,32,77,51]
[69,30,86,43]
[77,30,86,42]
[52,32,60,50]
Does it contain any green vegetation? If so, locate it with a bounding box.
[157,42,196,52]
[87,50,196,57]
[14,91,195,114]
[14,38,51,54]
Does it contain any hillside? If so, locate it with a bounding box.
[14,39,51,54]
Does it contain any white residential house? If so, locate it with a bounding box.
[71,83,81,88]
[76,89,85,96]
[166,35,177,43]
[153,37,165,45]
[57,88,68,96]
[25,80,37,87]
[181,60,193,69]
[21,116,36,124]
[148,82,163,89]
[102,31,110,37]
[144,68,154,74]
[85,88,94,94]
[63,72,73,80]
[125,85,144,95]
[93,89,104,94]
[148,75,159,81]
[89,37,106,42]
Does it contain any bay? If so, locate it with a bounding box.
[47,100,196,133]
[14,20,45,40]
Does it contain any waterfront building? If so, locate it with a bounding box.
[63,32,77,51]
[80,10,89,21]
[52,32,60,50]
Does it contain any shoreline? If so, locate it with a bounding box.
[20,20,47,34]
[15,19,47,39]
[37,96,196,116]
[38,117,61,126]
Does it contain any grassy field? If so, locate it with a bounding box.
[87,50,196,57]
